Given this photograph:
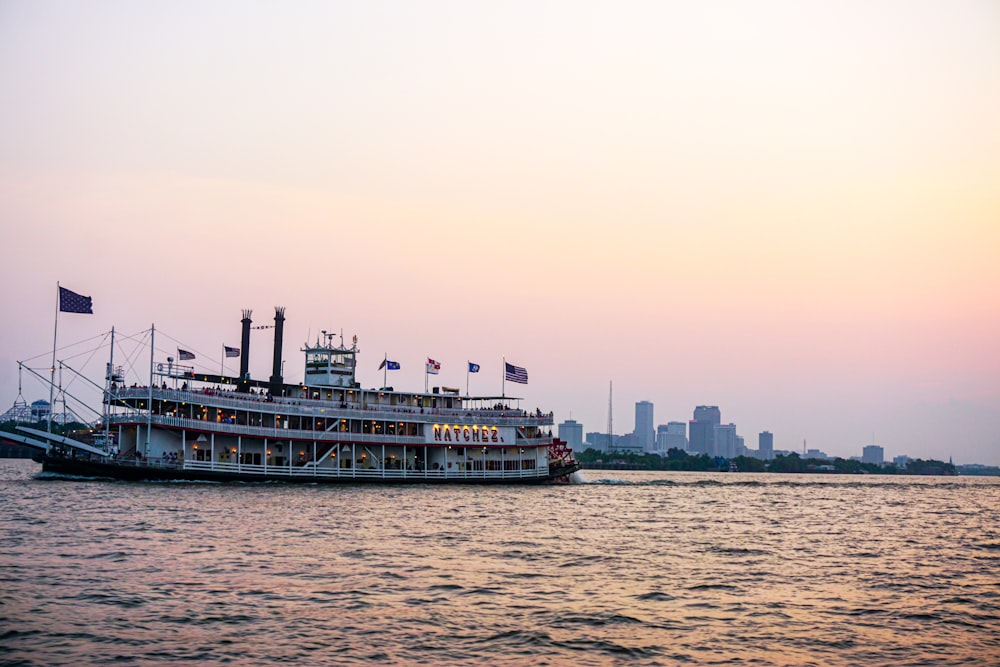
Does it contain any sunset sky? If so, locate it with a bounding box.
[2,1,998,464]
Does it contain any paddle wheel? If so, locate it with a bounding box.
[547,437,578,481]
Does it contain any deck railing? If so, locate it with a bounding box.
[179,459,549,480]
[111,387,553,426]
[105,413,554,447]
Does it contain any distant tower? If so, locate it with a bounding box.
[658,422,688,452]
[862,445,884,465]
[690,405,721,455]
[713,423,737,459]
[759,431,774,460]
[558,419,584,451]
[634,401,655,452]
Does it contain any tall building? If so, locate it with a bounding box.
[614,432,643,453]
[689,405,721,455]
[713,423,737,459]
[634,401,655,452]
[586,432,611,452]
[759,431,774,460]
[862,445,884,465]
[657,421,688,452]
[558,419,583,451]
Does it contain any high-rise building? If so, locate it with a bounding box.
[657,421,688,452]
[759,431,773,460]
[614,432,643,453]
[586,432,612,452]
[689,405,721,455]
[713,423,737,459]
[634,401,655,452]
[862,445,884,465]
[558,419,583,451]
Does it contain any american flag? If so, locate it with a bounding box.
[505,362,528,384]
[426,358,440,374]
[178,349,196,361]
[224,346,240,358]
[58,286,93,314]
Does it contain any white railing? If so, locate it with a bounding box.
[106,413,554,447]
[111,387,553,426]
[106,414,425,445]
[180,459,550,481]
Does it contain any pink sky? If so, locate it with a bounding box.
[1,1,998,463]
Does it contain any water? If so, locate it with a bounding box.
[2,461,998,666]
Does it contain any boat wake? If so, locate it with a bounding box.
[34,471,115,482]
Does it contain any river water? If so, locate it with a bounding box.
[1,460,998,666]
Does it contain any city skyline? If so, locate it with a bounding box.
[1,2,998,465]
[565,400,924,464]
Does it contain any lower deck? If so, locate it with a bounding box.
[114,423,556,481]
[40,453,576,484]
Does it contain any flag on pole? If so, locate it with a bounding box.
[426,358,440,374]
[178,349,196,361]
[504,362,528,384]
[378,359,400,370]
[224,346,240,358]
[468,362,480,373]
[58,286,93,314]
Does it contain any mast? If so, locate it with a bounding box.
[104,326,115,450]
[146,324,154,458]
[48,282,60,440]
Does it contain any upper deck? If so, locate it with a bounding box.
[110,386,554,428]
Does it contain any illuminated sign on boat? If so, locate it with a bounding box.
[429,424,513,444]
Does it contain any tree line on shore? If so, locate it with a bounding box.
[576,447,957,475]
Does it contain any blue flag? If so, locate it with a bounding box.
[468,362,480,373]
[59,286,93,314]
[379,359,400,370]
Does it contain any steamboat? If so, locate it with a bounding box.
[9,308,579,484]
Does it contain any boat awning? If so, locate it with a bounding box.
[16,426,109,457]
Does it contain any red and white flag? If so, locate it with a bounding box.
[426,358,441,374]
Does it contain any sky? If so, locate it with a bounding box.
[1,1,998,464]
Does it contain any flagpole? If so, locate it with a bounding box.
[502,356,506,399]
[221,344,225,377]
[147,324,154,459]
[383,353,388,388]
[48,282,60,438]
[105,326,115,450]
[466,361,469,397]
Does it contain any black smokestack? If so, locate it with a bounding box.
[269,306,286,396]
[237,309,252,392]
